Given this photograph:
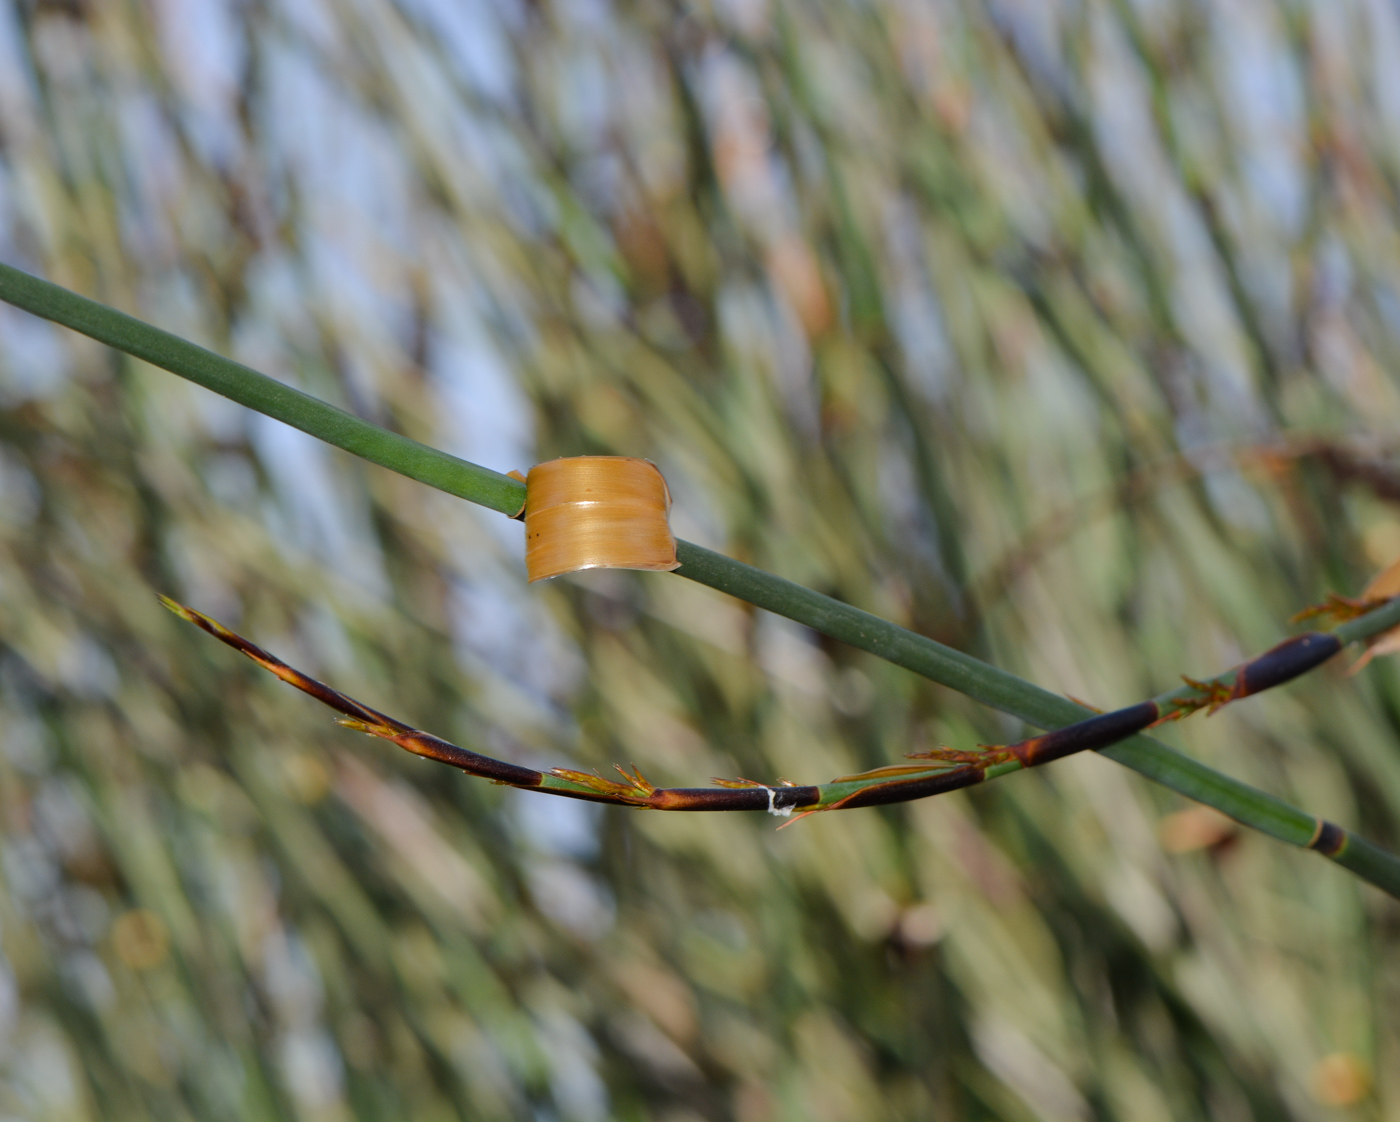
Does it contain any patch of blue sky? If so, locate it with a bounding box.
[263,43,415,258]
[427,271,534,479]
[261,926,329,1034]
[259,42,428,414]
[250,413,391,599]
[0,266,67,404]
[396,0,518,105]
[278,1028,346,1117]
[1372,280,1400,348]
[881,196,953,405]
[114,92,185,263]
[555,0,614,35]
[439,99,548,233]
[555,48,614,153]
[301,228,405,407]
[237,249,319,361]
[1208,0,1305,236]
[1166,192,1268,428]
[448,577,583,709]
[511,787,601,860]
[536,1006,610,1119]
[1362,0,1400,160]
[967,97,1056,247]
[1088,14,1175,221]
[151,0,247,168]
[277,0,343,54]
[357,24,545,238]
[988,0,1073,95]
[1090,16,1262,427]
[0,0,39,142]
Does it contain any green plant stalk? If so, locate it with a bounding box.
[0,264,524,518]
[4,262,1399,896]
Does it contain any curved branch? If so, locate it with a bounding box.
[161,596,1394,884]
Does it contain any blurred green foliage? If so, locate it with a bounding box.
[1,0,1400,1118]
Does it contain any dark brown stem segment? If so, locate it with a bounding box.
[1238,633,1344,692]
[1007,702,1162,766]
[160,598,821,812]
[872,633,1345,788]
[160,598,544,786]
[1170,633,1343,716]
[163,598,1356,824]
[1308,819,1348,857]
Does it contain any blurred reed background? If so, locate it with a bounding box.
[1,0,1399,1118]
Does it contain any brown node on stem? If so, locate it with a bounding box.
[520,456,679,583]
[1173,674,1240,717]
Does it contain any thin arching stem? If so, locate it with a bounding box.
[160,596,1400,891]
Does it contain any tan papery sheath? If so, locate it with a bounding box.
[516,456,680,583]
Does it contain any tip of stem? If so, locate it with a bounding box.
[157,594,196,622]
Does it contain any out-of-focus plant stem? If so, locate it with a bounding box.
[5,261,1399,897]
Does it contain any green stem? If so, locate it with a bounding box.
[0,263,524,518]
[1336,604,1400,645]
[675,542,1400,897]
[5,261,1399,897]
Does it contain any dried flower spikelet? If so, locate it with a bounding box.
[522,456,680,583]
